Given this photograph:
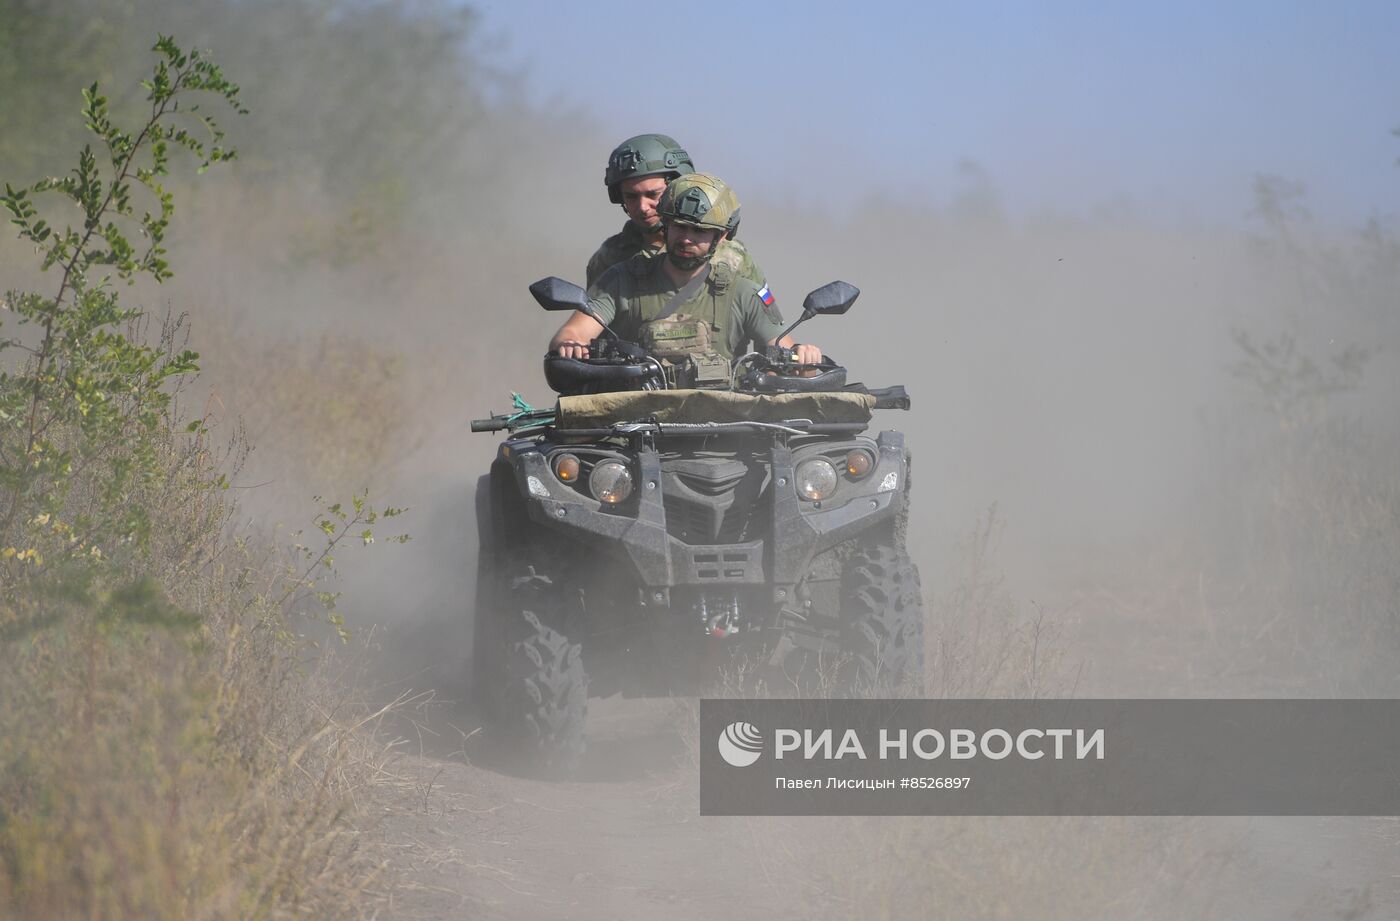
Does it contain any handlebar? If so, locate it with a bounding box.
[539,341,907,405]
[542,348,667,395]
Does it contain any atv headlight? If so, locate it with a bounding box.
[795,458,838,501]
[552,453,581,483]
[589,460,634,504]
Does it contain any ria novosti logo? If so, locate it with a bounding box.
[718,721,764,767]
[716,721,1107,767]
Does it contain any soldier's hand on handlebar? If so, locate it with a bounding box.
[556,340,591,359]
[767,336,823,369]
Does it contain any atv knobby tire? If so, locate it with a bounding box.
[473,471,588,774]
[842,544,924,693]
[501,608,588,774]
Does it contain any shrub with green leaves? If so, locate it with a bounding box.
[0,37,404,919]
[1,36,242,610]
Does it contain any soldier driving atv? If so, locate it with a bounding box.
[551,173,823,370]
[586,133,766,290]
[477,174,916,772]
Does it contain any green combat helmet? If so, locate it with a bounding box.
[605,133,694,204]
[656,172,741,239]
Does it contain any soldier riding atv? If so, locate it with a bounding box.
[471,177,921,773]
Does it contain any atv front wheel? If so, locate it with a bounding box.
[500,607,588,773]
[472,472,589,773]
[841,544,925,693]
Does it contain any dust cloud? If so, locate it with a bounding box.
[3,2,1398,918]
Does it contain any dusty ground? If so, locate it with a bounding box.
[378,691,1400,920]
[370,513,1400,920]
[377,697,801,920]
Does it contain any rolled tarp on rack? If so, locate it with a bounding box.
[554,389,876,429]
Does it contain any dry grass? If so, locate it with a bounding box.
[190,312,417,505]
[926,504,1081,699]
[0,606,399,919]
[1067,339,1400,699]
[0,345,417,918]
[1204,408,1400,695]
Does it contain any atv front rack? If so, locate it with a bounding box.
[470,386,909,436]
[470,391,556,433]
[581,419,869,438]
[470,415,870,438]
[470,410,554,433]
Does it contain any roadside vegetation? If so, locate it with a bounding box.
[753,188,1400,921]
[1066,177,1400,699]
[1201,180,1400,694]
[0,38,406,919]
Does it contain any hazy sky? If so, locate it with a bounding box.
[473,0,1399,226]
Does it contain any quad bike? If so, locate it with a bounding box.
[470,277,920,772]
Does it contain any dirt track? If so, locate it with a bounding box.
[372,540,1400,920]
[380,697,800,920]
[380,687,1399,921]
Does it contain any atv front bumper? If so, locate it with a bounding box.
[497,431,909,609]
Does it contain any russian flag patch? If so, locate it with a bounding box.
[757,284,775,306]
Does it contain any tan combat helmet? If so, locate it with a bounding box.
[656,172,741,239]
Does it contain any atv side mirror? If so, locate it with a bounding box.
[529,276,589,312]
[774,280,860,343]
[531,275,622,342]
[801,281,859,316]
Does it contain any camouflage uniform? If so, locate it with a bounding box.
[585,221,765,290]
[587,252,785,361]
